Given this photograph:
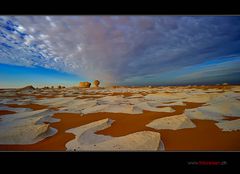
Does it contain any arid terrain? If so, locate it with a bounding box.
[0,85,240,151]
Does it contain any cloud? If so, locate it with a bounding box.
[0,16,240,84]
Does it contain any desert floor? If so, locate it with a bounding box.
[0,85,240,151]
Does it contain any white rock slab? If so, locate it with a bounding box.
[97,95,126,105]
[146,114,196,130]
[148,101,186,107]
[135,102,175,113]
[185,108,225,121]
[199,103,240,117]
[144,92,189,101]
[0,91,17,97]
[103,104,143,114]
[35,97,75,107]
[66,118,161,151]
[59,99,97,113]
[215,119,240,131]
[66,118,113,146]
[0,98,19,104]
[81,104,143,115]
[182,94,214,103]
[0,109,57,144]
[126,94,144,98]
[0,105,32,112]
[81,105,110,115]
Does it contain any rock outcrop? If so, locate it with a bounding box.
[146,114,196,130]
[17,85,35,92]
[65,118,161,151]
[0,109,57,144]
[215,119,240,131]
[93,80,100,87]
[79,82,91,88]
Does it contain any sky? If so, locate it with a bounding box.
[0,16,240,87]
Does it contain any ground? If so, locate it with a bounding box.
[0,85,240,151]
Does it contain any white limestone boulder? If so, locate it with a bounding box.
[215,119,240,131]
[0,109,57,144]
[135,102,175,113]
[65,118,161,151]
[146,114,196,130]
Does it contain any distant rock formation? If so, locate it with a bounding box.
[17,85,35,91]
[79,82,91,88]
[223,83,228,85]
[93,80,100,87]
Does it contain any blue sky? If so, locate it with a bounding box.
[0,63,84,88]
[0,16,240,87]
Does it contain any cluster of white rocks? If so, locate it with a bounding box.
[0,86,240,147]
[0,109,59,144]
[65,118,162,151]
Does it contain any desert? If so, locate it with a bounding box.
[0,84,240,151]
[1,16,240,151]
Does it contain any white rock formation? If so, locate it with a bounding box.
[0,105,32,112]
[135,102,175,113]
[66,119,161,151]
[59,99,97,113]
[146,114,196,130]
[184,93,240,121]
[144,92,189,101]
[35,97,75,107]
[215,119,240,131]
[185,108,225,121]
[0,109,57,144]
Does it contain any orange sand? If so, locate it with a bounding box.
[157,119,240,151]
[0,110,16,116]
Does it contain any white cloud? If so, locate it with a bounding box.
[0,16,240,84]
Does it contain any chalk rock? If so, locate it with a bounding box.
[66,118,161,151]
[215,119,240,131]
[17,85,35,92]
[135,102,175,113]
[185,108,225,121]
[0,109,57,144]
[146,114,196,130]
[79,82,91,88]
[94,80,100,87]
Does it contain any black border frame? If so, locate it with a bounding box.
[0,1,239,172]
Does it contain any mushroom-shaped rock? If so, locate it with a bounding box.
[94,80,100,87]
[79,82,91,88]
